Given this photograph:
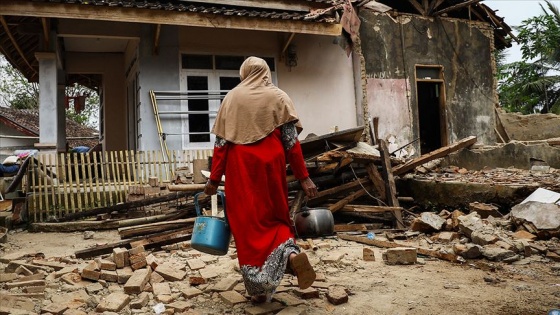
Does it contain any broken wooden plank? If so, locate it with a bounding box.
[334,223,383,232]
[58,192,190,222]
[309,177,370,203]
[168,184,224,192]
[290,191,305,217]
[379,140,404,229]
[392,136,477,175]
[328,185,371,213]
[366,163,385,200]
[339,205,404,214]
[338,233,459,262]
[129,229,192,249]
[118,218,196,239]
[74,228,191,259]
[29,220,119,232]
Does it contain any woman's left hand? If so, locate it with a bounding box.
[300,177,318,198]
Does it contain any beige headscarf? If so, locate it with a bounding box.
[211,56,302,144]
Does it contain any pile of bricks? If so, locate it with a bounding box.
[0,238,351,315]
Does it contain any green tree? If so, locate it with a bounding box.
[0,54,99,128]
[498,0,560,114]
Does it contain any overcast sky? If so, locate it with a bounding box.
[485,0,560,63]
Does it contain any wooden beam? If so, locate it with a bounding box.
[478,4,519,42]
[118,218,196,239]
[0,16,36,75]
[340,205,404,214]
[41,17,49,48]
[290,191,306,217]
[74,228,191,259]
[406,0,426,16]
[422,0,429,14]
[0,1,342,36]
[328,185,371,213]
[338,234,460,262]
[434,0,482,16]
[281,32,296,56]
[180,0,314,12]
[57,191,191,222]
[428,0,446,14]
[334,223,383,232]
[309,177,370,203]
[392,136,477,175]
[365,163,385,200]
[168,184,224,192]
[379,140,404,229]
[153,24,161,56]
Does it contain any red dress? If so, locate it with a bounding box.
[209,128,308,268]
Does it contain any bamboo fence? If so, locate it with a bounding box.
[26,149,213,222]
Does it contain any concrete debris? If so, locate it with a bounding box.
[469,202,502,218]
[510,201,560,231]
[457,212,484,238]
[410,212,446,232]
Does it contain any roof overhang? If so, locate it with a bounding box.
[0,1,343,36]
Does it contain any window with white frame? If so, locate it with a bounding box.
[180,54,276,148]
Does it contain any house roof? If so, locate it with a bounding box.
[0,106,99,149]
[0,0,512,83]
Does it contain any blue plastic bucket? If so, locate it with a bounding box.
[191,191,231,256]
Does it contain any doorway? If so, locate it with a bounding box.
[415,65,447,154]
[417,82,443,154]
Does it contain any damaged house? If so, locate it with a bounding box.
[0,0,527,221]
[0,0,511,155]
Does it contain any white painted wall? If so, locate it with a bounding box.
[278,34,357,139]
[178,27,358,141]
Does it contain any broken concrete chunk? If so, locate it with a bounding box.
[123,268,151,294]
[436,231,460,243]
[481,246,517,261]
[219,290,247,306]
[363,248,376,261]
[130,292,149,309]
[155,264,186,281]
[453,243,483,259]
[469,202,502,218]
[410,212,446,232]
[382,247,417,265]
[510,201,560,230]
[520,187,560,204]
[457,212,484,237]
[471,230,499,246]
[326,286,349,305]
[95,292,130,312]
[512,230,537,240]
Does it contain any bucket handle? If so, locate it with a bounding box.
[193,191,229,227]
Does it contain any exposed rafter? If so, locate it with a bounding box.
[434,0,482,16]
[406,0,426,16]
[428,0,446,15]
[0,1,342,36]
[0,15,36,75]
[41,17,49,48]
[153,24,161,56]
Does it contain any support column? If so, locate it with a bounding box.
[35,52,63,151]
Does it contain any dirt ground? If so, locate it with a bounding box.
[1,229,559,315]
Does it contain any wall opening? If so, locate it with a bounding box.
[415,65,447,154]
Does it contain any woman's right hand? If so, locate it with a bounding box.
[204,179,219,195]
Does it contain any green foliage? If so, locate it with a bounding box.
[0,54,99,128]
[498,0,560,114]
[0,57,39,109]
